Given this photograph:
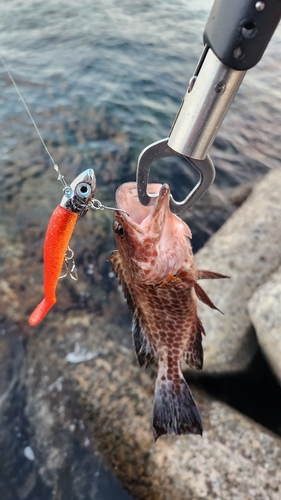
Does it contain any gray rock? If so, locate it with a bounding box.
[24,312,281,500]
[1,150,281,498]
[227,181,255,207]
[1,183,281,499]
[0,319,134,500]
[248,266,281,386]
[194,168,281,373]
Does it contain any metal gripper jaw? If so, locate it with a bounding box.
[136,137,215,215]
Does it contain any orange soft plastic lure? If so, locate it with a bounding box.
[29,207,78,325]
[29,169,96,326]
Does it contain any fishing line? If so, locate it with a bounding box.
[0,55,125,215]
[0,54,70,193]
[1,55,79,281]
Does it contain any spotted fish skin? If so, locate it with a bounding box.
[109,182,227,439]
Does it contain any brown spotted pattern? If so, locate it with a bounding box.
[110,182,226,439]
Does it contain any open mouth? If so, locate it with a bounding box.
[115,182,170,229]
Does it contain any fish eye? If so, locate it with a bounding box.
[75,182,92,199]
[113,220,125,238]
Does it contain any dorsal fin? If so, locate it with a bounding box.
[108,251,157,367]
[108,251,135,312]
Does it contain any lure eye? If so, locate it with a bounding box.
[113,220,125,238]
[75,182,92,199]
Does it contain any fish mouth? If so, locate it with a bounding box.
[115,182,170,234]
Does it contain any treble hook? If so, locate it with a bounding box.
[59,246,78,281]
[136,138,215,214]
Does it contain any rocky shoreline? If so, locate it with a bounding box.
[194,167,281,377]
[1,168,281,499]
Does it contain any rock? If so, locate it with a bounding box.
[193,168,281,373]
[2,144,281,498]
[0,318,133,500]
[227,181,255,206]
[23,312,281,500]
[248,266,281,386]
[1,168,281,498]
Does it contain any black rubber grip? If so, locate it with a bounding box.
[203,0,281,70]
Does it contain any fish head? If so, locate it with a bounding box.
[113,182,193,284]
[60,168,96,216]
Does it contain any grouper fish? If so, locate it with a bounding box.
[109,182,227,439]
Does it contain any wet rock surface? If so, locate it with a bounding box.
[194,168,281,374]
[0,153,136,499]
[248,265,281,387]
[1,163,281,499]
[0,319,134,500]
[1,311,281,500]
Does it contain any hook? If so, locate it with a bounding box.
[59,246,78,281]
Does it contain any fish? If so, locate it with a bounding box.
[109,182,227,439]
[29,169,96,326]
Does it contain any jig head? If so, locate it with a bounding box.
[29,168,96,326]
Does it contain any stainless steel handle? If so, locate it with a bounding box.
[168,48,246,160]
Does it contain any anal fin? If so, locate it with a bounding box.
[184,316,205,370]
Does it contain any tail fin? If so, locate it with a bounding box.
[29,298,56,326]
[153,372,202,440]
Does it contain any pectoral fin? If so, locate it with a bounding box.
[198,270,229,280]
[194,282,223,314]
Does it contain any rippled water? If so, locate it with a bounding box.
[1,0,281,211]
[1,1,281,499]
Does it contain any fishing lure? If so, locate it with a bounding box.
[29,169,96,326]
[0,55,119,326]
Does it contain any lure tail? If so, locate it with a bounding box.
[29,298,56,326]
[29,206,78,326]
[153,366,202,440]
